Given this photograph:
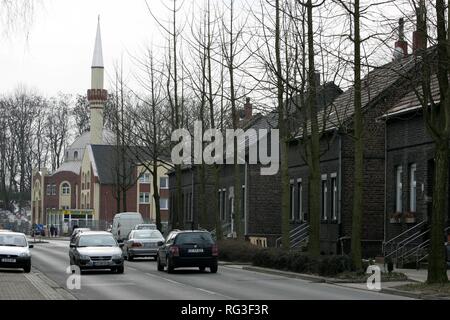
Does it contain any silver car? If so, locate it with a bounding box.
[123,229,164,261]
[69,231,124,273]
[0,231,33,273]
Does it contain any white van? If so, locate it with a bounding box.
[111,212,144,242]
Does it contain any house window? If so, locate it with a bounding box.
[297,180,303,221]
[160,198,169,210]
[46,184,51,196]
[139,172,151,183]
[61,206,69,210]
[321,175,328,221]
[140,192,150,204]
[290,181,295,221]
[160,177,169,189]
[51,184,57,196]
[331,175,338,221]
[396,166,403,212]
[410,164,417,212]
[74,151,78,160]
[61,183,70,195]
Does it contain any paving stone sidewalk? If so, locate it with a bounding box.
[0,269,76,300]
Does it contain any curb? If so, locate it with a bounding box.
[27,267,77,300]
[240,265,444,300]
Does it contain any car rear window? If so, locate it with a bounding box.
[175,232,214,245]
[134,230,163,239]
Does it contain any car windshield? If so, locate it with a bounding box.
[175,232,214,245]
[133,230,163,239]
[0,234,27,247]
[78,235,117,247]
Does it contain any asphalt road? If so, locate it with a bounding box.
[29,239,411,300]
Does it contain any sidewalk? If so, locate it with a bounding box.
[0,268,76,300]
[393,268,450,283]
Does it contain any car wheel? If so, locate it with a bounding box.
[116,266,124,274]
[199,266,206,272]
[157,256,164,271]
[23,263,31,273]
[167,258,174,274]
[210,264,218,273]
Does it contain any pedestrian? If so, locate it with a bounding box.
[54,226,58,237]
[49,225,54,237]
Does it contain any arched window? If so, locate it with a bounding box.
[74,151,79,160]
[61,182,70,195]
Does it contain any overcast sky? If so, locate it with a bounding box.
[0,0,173,96]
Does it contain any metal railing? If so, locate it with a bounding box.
[382,220,426,258]
[275,223,309,249]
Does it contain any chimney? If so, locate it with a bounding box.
[244,97,253,121]
[413,0,427,55]
[394,18,408,59]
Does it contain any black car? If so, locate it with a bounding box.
[156,230,218,273]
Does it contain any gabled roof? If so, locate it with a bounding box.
[385,73,445,117]
[89,145,169,184]
[322,54,421,131]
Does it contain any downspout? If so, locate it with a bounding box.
[245,162,248,236]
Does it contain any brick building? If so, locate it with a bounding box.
[31,20,170,234]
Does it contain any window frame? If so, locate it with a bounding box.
[409,164,417,212]
[160,176,169,189]
[396,166,403,213]
[139,192,151,204]
[160,198,169,210]
[297,179,303,221]
[331,173,338,221]
[321,175,328,221]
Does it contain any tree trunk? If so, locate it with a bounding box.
[306,0,320,257]
[351,0,363,271]
[427,141,449,284]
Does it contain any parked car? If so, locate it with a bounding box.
[123,229,164,261]
[69,231,124,273]
[0,231,33,273]
[31,224,45,237]
[111,212,144,242]
[133,224,157,231]
[70,228,91,245]
[0,229,12,233]
[156,230,218,274]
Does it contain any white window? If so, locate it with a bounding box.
[139,172,151,183]
[297,180,303,221]
[139,192,151,204]
[61,183,70,195]
[396,166,403,212]
[160,198,169,210]
[160,176,169,189]
[51,184,57,196]
[290,181,295,221]
[46,184,52,196]
[410,164,417,212]
[321,175,328,221]
[331,175,338,221]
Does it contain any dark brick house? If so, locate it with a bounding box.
[288,52,422,257]
[382,74,450,242]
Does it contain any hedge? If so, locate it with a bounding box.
[218,240,353,277]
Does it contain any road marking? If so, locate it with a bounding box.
[144,273,236,300]
[127,267,137,271]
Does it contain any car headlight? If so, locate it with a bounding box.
[19,252,30,257]
[79,255,90,261]
[112,254,123,260]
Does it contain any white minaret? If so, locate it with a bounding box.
[88,16,107,145]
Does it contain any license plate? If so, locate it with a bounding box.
[188,249,204,253]
[94,261,110,266]
[1,258,16,263]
